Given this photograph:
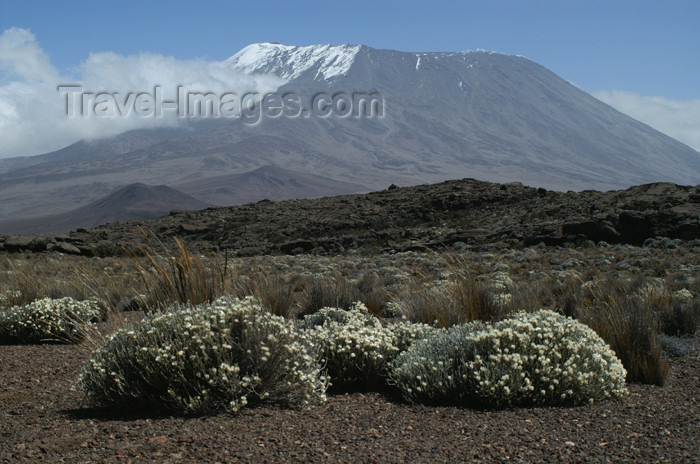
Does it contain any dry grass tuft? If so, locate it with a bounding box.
[298,273,388,318]
[233,273,296,318]
[576,279,668,386]
[134,237,229,309]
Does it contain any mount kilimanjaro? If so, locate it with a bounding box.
[0,42,698,233]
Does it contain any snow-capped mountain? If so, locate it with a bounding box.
[227,42,505,85]
[227,42,362,81]
[220,43,700,190]
[0,42,699,230]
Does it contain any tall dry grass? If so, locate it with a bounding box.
[0,254,144,316]
[298,272,388,318]
[134,237,229,309]
[574,279,669,386]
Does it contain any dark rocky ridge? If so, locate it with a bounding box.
[1,179,698,256]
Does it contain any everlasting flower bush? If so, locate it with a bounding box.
[301,303,436,390]
[0,297,101,344]
[389,310,628,407]
[80,296,327,415]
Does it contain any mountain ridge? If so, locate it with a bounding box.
[174,165,367,206]
[0,183,210,234]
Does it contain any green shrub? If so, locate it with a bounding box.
[301,303,435,390]
[80,296,327,415]
[0,297,101,344]
[389,310,628,408]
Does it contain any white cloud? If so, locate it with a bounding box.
[0,27,59,83]
[0,28,283,158]
[593,90,700,152]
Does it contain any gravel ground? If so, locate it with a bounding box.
[1,339,699,463]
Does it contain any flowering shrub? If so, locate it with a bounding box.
[301,303,436,390]
[389,310,628,407]
[0,297,101,344]
[80,296,327,415]
[390,318,442,353]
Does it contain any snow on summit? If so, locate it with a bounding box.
[228,42,361,81]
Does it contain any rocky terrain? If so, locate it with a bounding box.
[1,178,698,257]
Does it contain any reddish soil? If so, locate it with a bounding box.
[1,338,699,463]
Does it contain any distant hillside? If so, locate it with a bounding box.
[175,165,367,206]
[0,183,210,234]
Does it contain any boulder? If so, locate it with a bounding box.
[179,223,209,234]
[562,220,620,243]
[54,242,82,255]
[3,235,36,252]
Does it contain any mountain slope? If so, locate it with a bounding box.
[0,42,698,223]
[0,183,210,234]
[226,43,699,189]
[175,165,367,206]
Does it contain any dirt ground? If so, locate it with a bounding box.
[1,337,699,463]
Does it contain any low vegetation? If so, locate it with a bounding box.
[1,239,698,415]
[389,310,628,407]
[392,271,513,327]
[80,297,327,415]
[300,303,435,390]
[0,297,101,344]
[135,237,230,308]
[298,273,389,318]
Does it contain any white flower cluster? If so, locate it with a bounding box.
[302,303,436,389]
[389,310,628,407]
[0,297,101,344]
[80,296,327,415]
[672,288,694,302]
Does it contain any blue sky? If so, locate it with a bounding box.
[1,0,699,157]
